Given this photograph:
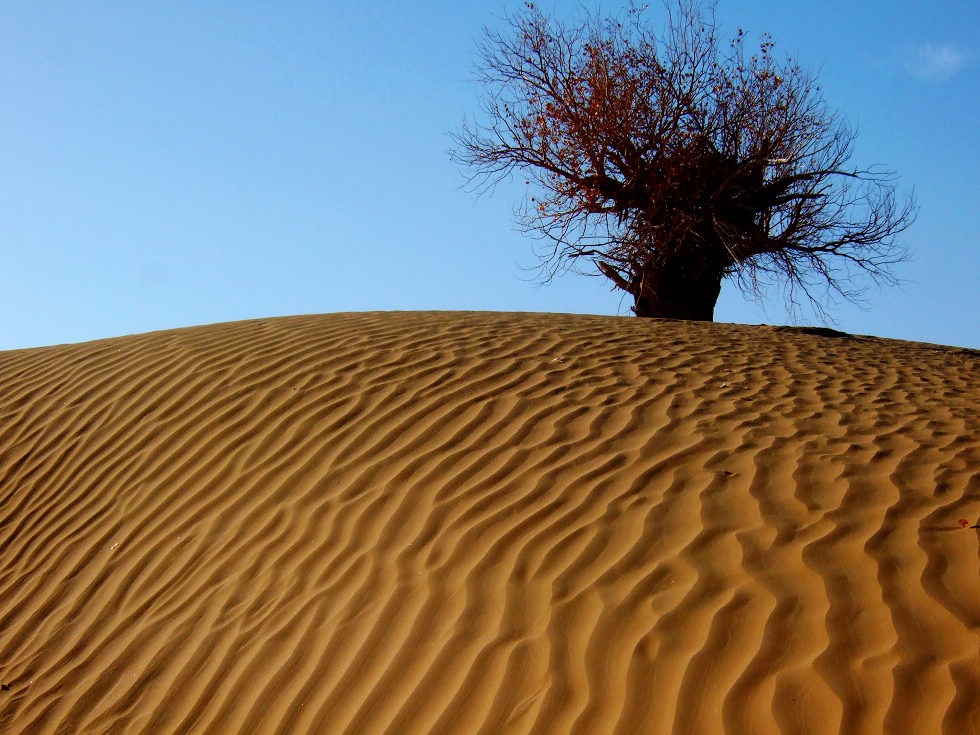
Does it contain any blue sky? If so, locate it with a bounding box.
[2,0,977,350]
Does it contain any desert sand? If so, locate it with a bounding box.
[0,311,978,734]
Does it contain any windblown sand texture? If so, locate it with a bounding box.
[1,311,978,735]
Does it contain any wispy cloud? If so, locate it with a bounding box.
[908,42,971,80]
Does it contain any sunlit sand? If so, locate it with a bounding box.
[1,312,977,734]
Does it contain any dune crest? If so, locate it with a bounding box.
[0,312,978,734]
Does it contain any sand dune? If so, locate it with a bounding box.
[0,311,978,734]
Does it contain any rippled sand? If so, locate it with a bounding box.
[0,312,978,734]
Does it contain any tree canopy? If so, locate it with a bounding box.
[452,1,916,320]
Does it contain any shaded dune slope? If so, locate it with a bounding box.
[0,311,978,734]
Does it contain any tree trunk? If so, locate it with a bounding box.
[631,261,723,321]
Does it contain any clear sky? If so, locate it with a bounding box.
[2,0,977,350]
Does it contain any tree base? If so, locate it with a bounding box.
[631,269,722,321]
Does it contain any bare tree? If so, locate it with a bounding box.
[452,1,916,320]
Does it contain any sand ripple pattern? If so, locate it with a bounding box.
[0,312,978,734]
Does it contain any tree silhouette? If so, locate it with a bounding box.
[452,1,915,320]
